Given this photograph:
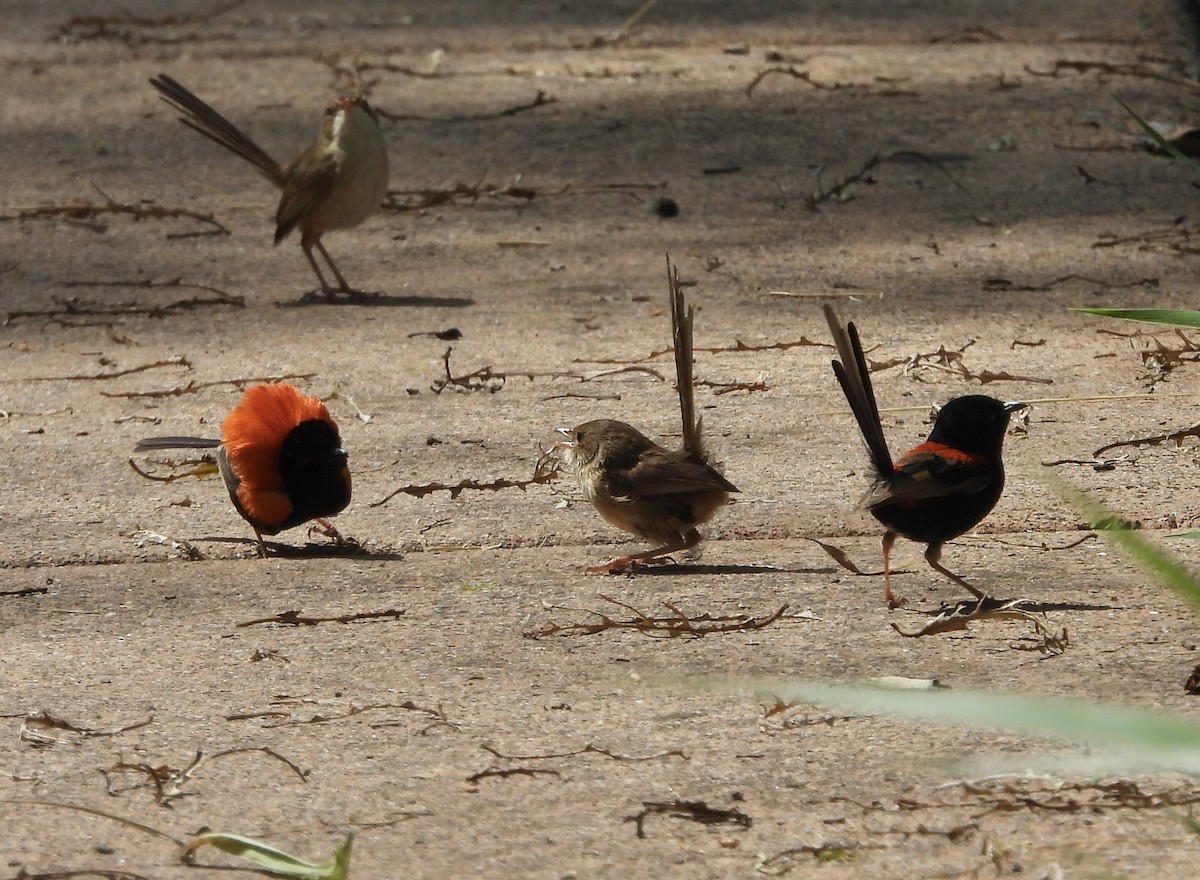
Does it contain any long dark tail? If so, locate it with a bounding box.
[668,256,703,458]
[134,436,221,452]
[150,74,284,186]
[824,304,893,477]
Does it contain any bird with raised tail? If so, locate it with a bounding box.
[135,383,352,554]
[150,73,389,300]
[825,304,1026,608]
[557,259,738,573]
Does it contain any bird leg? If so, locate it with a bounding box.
[586,528,700,574]
[924,542,989,601]
[299,240,377,302]
[310,517,349,546]
[314,240,353,293]
[881,530,905,609]
[300,240,346,299]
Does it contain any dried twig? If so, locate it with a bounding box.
[698,374,768,395]
[101,746,306,806]
[625,800,751,839]
[102,372,316,399]
[1,586,49,598]
[892,597,1068,654]
[982,273,1159,292]
[1094,422,1200,456]
[1,357,190,385]
[236,608,405,627]
[6,280,243,325]
[127,456,216,484]
[466,766,562,784]
[372,455,561,506]
[263,704,395,728]
[745,65,853,97]
[806,151,966,209]
[524,597,789,639]
[481,743,688,762]
[576,336,830,366]
[20,711,153,746]
[431,347,505,393]
[1024,59,1194,88]
[377,90,555,124]
[1,199,229,237]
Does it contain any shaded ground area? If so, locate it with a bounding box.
[2,2,1200,877]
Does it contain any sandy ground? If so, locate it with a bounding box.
[3,2,1200,878]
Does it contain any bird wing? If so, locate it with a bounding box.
[863,444,991,508]
[274,153,340,243]
[620,452,739,498]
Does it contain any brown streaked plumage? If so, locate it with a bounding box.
[557,258,738,572]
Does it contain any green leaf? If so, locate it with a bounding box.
[699,679,1200,775]
[181,832,353,880]
[1114,94,1200,174]
[1072,307,1200,329]
[1169,531,1200,540]
[1059,482,1200,612]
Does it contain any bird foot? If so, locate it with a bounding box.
[584,554,674,575]
[308,519,360,550]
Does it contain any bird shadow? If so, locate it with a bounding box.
[614,562,800,576]
[192,536,405,561]
[276,292,476,309]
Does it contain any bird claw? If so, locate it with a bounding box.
[583,554,675,575]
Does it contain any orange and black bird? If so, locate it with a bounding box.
[135,383,351,552]
[824,305,1024,608]
[557,260,738,573]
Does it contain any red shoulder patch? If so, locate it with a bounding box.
[895,441,987,470]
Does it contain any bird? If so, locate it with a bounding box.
[824,305,1025,608]
[134,383,352,553]
[556,259,738,573]
[149,73,390,300]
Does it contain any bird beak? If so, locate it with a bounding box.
[552,427,574,452]
[1003,401,1027,413]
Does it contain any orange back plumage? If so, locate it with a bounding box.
[221,384,338,525]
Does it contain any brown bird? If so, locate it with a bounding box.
[825,305,1024,607]
[135,383,352,554]
[557,259,738,572]
[150,73,389,300]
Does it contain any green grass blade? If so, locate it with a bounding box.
[1114,94,1200,174]
[1059,482,1200,611]
[181,832,353,880]
[1072,307,1200,328]
[699,679,1200,774]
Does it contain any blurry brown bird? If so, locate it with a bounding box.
[825,305,1024,607]
[150,73,389,300]
[557,259,738,572]
[135,383,352,554]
